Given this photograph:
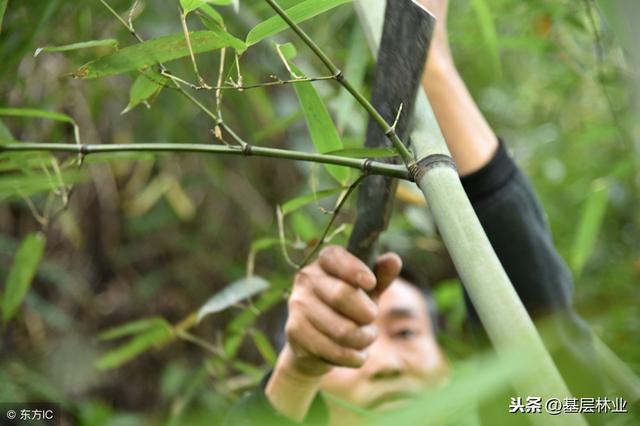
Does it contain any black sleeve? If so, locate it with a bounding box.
[223,371,329,426]
[459,139,573,319]
[459,139,606,404]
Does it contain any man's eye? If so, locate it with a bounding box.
[395,329,418,340]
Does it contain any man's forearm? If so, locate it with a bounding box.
[265,345,324,422]
[422,60,498,176]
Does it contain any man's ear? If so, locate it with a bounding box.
[371,252,402,299]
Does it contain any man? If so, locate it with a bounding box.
[224,0,603,424]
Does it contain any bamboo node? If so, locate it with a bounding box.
[410,154,457,182]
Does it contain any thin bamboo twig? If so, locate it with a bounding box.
[0,142,410,180]
[299,174,365,267]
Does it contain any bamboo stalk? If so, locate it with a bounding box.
[0,142,410,180]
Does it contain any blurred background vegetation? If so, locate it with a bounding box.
[0,0,638,425]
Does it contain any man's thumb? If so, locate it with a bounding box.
[371,252,402,298]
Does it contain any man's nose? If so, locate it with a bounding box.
[366,338,405,381]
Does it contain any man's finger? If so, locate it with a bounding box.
[311,274,378,325]
[305,297,378,350]
[287,315,367,368]
[318,245,376,291]
[372,252,403,297]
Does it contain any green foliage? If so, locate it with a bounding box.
[246,0,352,46]
[280,42,350,184]
[469,0,501,76]
[570,178,609,277]
[96,317,174,370]
[249,329,277,366]
[122,70,168,114]
[197,276,270,322]
[34,39,119,57]
[281,186,346,215]
[0,107,76,126]
[2,232,46,325]
[181,0,232,15]
[0,0,6,33]
[72,30,246,79]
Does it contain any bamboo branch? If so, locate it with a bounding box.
[0,142,410,180]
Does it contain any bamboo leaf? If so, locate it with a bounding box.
[72,30,246,79]
[198,4,224,27]
[0,108,75,125]
[197,276,269,322]
[122,71,168,114]
[2,233,46,325]
[34,39,119,57]
[282,186,346,215]
[96,322,174,370]
[246,0,351,46]
[570,179,609,276]
[98,317,170,341]
[250,329,277,366]
[0,0,8,34]
[181,0,232,15]
[470,0,501,75]
[279,43,349,184]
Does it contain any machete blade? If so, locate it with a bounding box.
[347,0,436,266]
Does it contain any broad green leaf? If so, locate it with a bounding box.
[250,329,277,366]
[279,43,349,183]
[246,0,351,46]
[0,108,75,125]
[99,317,170,340]
[325,147,398,158]
[182,0,232,15]
[2,233,46,325]
[282,186,346,215]
[470,0,501,75]
[122,70,168,114]
[34,39,119,57]
[0,0,7,34]
[72,30,246,79]
[570,179,609,276]
[96,322,174,370]
[198,4,224,27]
[197,276,269,322]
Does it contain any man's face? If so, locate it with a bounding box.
[320,278,449,424]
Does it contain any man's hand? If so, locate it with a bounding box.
[282,246,402,378]
[265,246,402,421]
